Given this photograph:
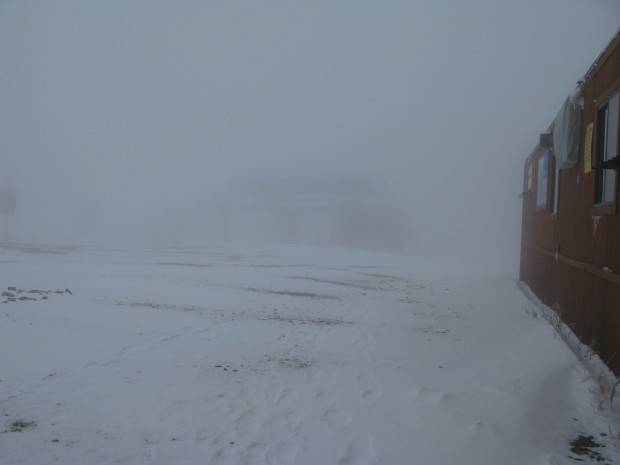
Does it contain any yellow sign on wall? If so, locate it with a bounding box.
[584,122,593,174]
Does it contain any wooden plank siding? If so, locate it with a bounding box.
[520,31,620,375]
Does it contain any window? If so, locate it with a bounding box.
[550,152,560,214]
[526,163,533,191]
[594,90,619,206]
[536,150,548,209]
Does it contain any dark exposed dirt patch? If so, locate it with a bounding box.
[262,314,351,326]
[116,301,203,313]
[244,288,337,299]
[569,435,607,462]
[420,327,450,335]
[362,273,428,290]
[213,364,239,373]
[151,262,215,268]
[263,355,313,369]
[289,276,379,290]
[0,244,73,254]
[6,420,37,433]
[2,287,72,303]
[278,357,312,369]
[362,272,411,282]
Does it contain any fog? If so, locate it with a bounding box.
[1,1,619,267]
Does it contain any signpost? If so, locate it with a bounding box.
[0,188,16,242]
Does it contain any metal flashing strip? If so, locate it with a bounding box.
[521,241,620,286]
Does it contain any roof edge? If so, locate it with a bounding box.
[584,28,620,82]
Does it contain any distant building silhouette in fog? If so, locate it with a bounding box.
[218,176,410,252]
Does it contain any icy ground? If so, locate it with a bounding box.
[1,243,619,465]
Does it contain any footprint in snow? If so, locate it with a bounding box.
[339,435,376,464]
[321,408,352,428]
[276,387,295,406]
[415,386,454,406]
[274,441,302,461]
[235,408,258,436]
[362,389,382,401]
[356,371,376,382]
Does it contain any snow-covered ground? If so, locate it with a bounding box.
[1,243,618,465]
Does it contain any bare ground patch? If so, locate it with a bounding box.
[569,434,608,463]
[150,262,215,268]
[419,326,450,335]
[3,420,37,433]
[261,314,351,326]
[262,354,314,369]
[243,288,337,299]
[2,287,72,303]
[115,301,206,313]
[113,301,249,323]
[289,276,379,290]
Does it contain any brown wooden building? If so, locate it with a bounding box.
[520,30,620,375]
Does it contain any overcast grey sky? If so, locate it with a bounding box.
[1,1,619,265]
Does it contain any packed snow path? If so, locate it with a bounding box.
[1,243,618,464]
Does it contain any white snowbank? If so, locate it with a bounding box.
[0,243,618,464]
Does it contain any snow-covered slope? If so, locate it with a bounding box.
[0,243,618,464]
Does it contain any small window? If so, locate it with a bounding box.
[526,163,533,191]
[594,90,619,206]
[536,150,549,209]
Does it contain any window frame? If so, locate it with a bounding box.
[593,89,619,213]
[526,162,533,192]
[550,150,560,216]
[535,149,549,211]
